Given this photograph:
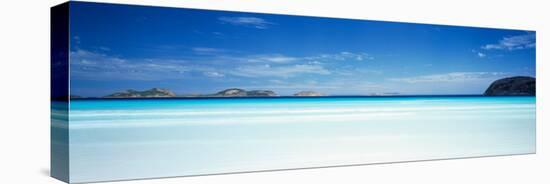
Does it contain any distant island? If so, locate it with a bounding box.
[97,88,331,98]
[98,88,282,98]
[69,76,536,99]
[294,91,324,96]
[103,88,176,98]
[211,88,278,97]
[484,76,535,96]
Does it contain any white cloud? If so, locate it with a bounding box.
[218,16,274,29]
[471,49,486,58]
[193,50,372,66]
[244,79,385,95]
[232,64,331,78]
[482,33,536,50]
[306,52,374,61]
[203,71,225,78]
[98,46,110,51]
[477,52,486,58]
[71,49,375,81]
[70,49,190,80]
[242,52,373,64]
[389,72,507,83]
[245,54,298,63]
[192,47,225,54]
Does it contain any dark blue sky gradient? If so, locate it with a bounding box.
[68,2,536,96]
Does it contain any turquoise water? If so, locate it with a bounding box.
[66,96,535,182]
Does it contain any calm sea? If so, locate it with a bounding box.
[60,96,535,182]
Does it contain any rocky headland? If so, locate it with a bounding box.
[484,76,535,96]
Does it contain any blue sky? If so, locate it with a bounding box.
[68,2,535,97]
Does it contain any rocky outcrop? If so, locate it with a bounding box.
[213,88,247,97]
[246,90,277,97]
[212,88,277,97]
[101,88,278,98]
[104,88,176,98]
[293,91,324,96]
[484,76,535,96]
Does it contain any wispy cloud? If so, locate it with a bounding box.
[192,47,224,53]
[232,64,331,78]
[305,52,374,61]
[218,16,274,29]
[70,49,190,80]
[191,47,226,55]
[471,49,486,58]
[389,72,507,83]
[203,71,225,78]
[477,52,486,58]
[71,49,339,80]
[245,79,385,95]
[245,54,298,63]
[71,48,377,81]
[482,33,536,50]
[242,52,373,64]
[210,51,373,66]
[228,52,374,78]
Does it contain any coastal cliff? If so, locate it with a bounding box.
[484,76,535,96]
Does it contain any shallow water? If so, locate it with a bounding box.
[64,96,535,182]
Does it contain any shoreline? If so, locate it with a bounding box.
[69,94,536,100]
